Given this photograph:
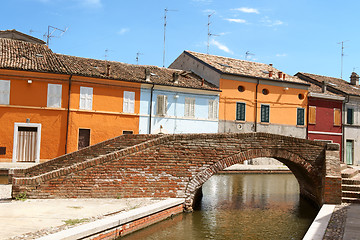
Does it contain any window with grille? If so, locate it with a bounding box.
[297,108,305,126]
[47,84,62,108]
[79,87,93,110]
[123,91,135,113]
[156,95,167,116]
[185,98,195,118]
[0,80,10,105]
[260,104,270,123]
[208,100,218,119]
[236,102,246,121]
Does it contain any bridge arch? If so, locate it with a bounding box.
[184,148,321,210]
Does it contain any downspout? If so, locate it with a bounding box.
[65,75,72,154]
[254,79,259,132]
[342,95,350,163]
[306,95,309,140]
[148,83,155,134]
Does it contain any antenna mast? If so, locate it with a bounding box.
[163,8,177,67]
[207,12,218,54]
[136,52,144,65]
[337,40,348,79]
[245,51,255,60]
[44,25,68,46]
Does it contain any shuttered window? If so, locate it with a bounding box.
[185,98,195,118]
[208,100,218,119]
[334,108,341,126]
[156,95,167,116]
[47,84,62,108]
[236,102,246,121]
[347,108,354,124]
[79,87,93,110]
[260,104,270,123]
[123,91,135,113]
[308,106,316,124]
[0,80,10,105]
[297,108,305,126]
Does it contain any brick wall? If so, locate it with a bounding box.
[11,132,341,209]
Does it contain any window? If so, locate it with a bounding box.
[185,97,195,118]
[156,95,167,116]
[47,84,62,108]
[297,108,305,126]
[123,130,133,135]
[260,104,270,123]
[334,108,341,126]
[236,102,246,121]
[78,128,90,150]
[123,91,135,113]
[238,86,245,92]
[347,108,354,124]
[79,87,93,110]
[208,100,218,119]
[298,94,305,100]
[262,89,269,95]
[309,106,316,124]
[0,80,10,105]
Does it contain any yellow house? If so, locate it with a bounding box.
[170,51,309,138]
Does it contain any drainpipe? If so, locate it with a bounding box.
[254,79,259,132]
[65,75,72,154]
[342,95,350,163]
[148,83,155,134]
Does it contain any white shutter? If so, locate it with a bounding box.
[123,91,135,113]
[208,100,218,119]
[0,80,10,105]
[157,95,167,116]
[80,87,93,110]
[185,98,195,118]
[47,84,62,108]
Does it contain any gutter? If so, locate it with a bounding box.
[65,75,72,154]
[148,83,155,134]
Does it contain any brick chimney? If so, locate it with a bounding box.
[278,72,283,79]
[322,81,327,93]
[105,64,111,76]
[350,72,359,86]
[269,71,273,78]
[173,72,179,84]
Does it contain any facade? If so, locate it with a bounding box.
[170,51,309,138]
[297,72,360,165]
[0,36,219,163]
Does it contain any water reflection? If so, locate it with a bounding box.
[121,174,317,240]
[0,176,8,184]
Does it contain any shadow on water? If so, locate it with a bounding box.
[0,175,8,184]
[121,174,318,240]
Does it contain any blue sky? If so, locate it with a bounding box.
[2,0,359,81]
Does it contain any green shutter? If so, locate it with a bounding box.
[347,108,354,124]
[297,108,305,126]
[261,105,269,123]
[236,102,246,121]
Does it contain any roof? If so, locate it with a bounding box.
[184,50,307,85]
[0,29,46,44]
[0,38,218,91]
[296,72,360,97]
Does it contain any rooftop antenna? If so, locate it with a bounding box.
[44,25,68,46]
[136,52,144,65]
[337,40,349,79]
[245,51,255,60]
[163,8,178,67]
[207,12,219,54]
[353,67,358,72]
[104,48,114,61]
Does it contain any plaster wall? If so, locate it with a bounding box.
[344,97,360,165]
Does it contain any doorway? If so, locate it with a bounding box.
[346,140,354,165]
[78,128,90,150]
[12,123,41,163]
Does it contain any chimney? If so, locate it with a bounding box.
[322,81,327,93]
[350,72,359,86]
[201,78,204,86]
[278,71,283,79]
[105,64,111,76]
[173,72,179,84]
[283,74,286,80]
[145,68,151,82]
[269,70,273,78]
[269,63,273,67]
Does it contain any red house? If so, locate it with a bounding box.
[296,73,345,161]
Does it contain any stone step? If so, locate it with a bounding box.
[342,197,360,204]
[342,184,360,192]
[342,177,360,185]
[341,163,348,171]
[342,191,360,198]
[341,167,359,178]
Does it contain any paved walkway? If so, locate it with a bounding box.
[343,204,360,240]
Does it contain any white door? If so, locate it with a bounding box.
[13,123,41,163]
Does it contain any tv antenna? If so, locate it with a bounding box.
[337,40,349,79]
[44,25,68,46]
[207,12,219,54]
[163,8,178,67]
[104,48,115,61]
[136,52,144,65]
[353,67,358,72]
[245,51,255,60]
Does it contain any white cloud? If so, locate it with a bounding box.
[232,7,259,14]
[210,39,233,54]
[261,17,284,27]
[117,28,129,35]
[276,53,287,57]
[78,0,102,8]
[225,18,246,23]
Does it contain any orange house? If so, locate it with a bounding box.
[171,51,309,138]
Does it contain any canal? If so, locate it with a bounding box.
[121,173,318,240]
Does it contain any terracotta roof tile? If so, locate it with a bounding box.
[184,51,307,85]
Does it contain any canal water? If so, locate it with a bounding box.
[0,175,8,184]
[121,174,318,240]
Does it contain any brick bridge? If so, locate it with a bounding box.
[11,133,342,210]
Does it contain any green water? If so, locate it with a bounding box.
[121,174,318,240]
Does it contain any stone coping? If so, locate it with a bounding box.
[303,204,336,240]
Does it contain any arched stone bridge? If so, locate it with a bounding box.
[11,133,342,210]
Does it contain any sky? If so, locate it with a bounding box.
[1,0,360,81]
